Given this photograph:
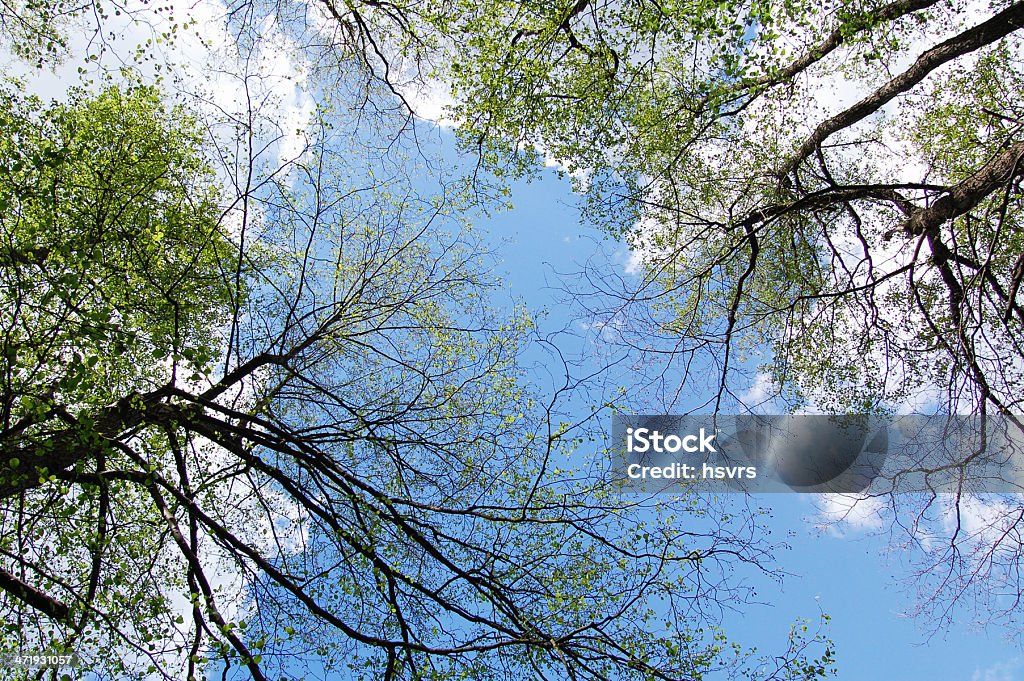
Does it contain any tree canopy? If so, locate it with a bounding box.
[7,0,1023,675]
[421,0,1024,418]
[0,70,833,680]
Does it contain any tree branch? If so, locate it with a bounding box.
[903,141,1024,237]
[0,387,177,499]
[0,565,72,624]
[783,1,1024,177]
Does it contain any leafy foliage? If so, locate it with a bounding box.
[430,0,1024,417]
[0,83,238,674]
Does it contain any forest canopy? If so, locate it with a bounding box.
[2,0,1023,678]
[433,0,1024,418]
[0,19,832,681]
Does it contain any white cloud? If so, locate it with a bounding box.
[579,312,628,344]
[814,493,887,534]
[971,658,1022,681]
[941,495,1024,557]
[398,75,457,127]
[738,371,777,410]
[622,215,674,276]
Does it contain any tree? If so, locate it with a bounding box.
[0,0,85,65]
[0,79,835,680]
[415,0,1024,631]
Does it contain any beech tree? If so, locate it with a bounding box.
[0,72,836,680]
